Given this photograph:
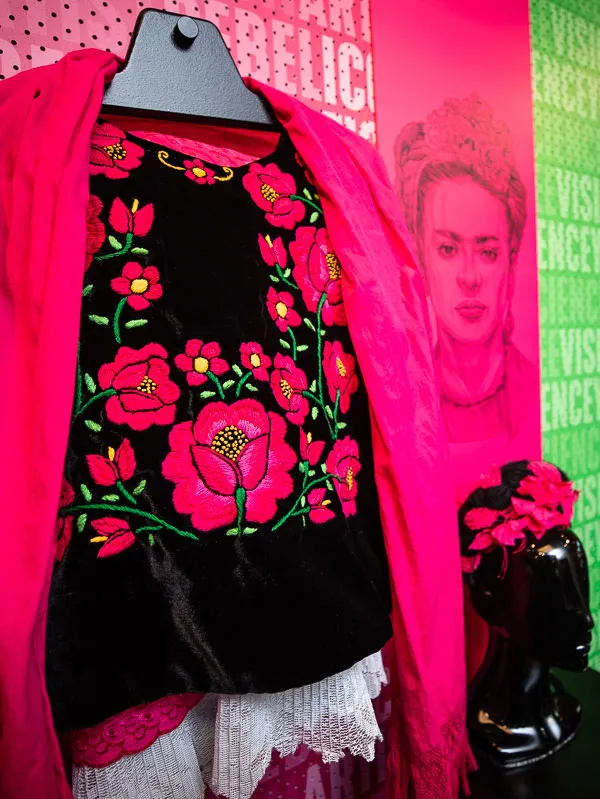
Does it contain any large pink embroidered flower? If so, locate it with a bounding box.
[90,518,136,558]
[109,197,154,236]
[85,195,105,269]
[326,437,361,517]
[300,429,325,466]
[243,163,305,229]
[266,287,302,333]
[175,340,229,387]
[90,121,144,179]
[322,341,359,414]
[258,234,287,268]
[240,342,271,383]
[307,488,335,524]
[270,354,309,425]
[183,158,216,185]
[290,227,346,326]
[98,344,180,431]
[111,263,163,311]
[86,439,136,487]
[55,477,75,562]
[162,399,296,532]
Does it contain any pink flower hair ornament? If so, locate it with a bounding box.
[459,460,579,577]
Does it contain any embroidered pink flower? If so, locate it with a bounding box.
[300,429,325,466]
[111,263,163,311]
[175,340,229,387]
[86,439,136,487]
[85,195,105,269]
[90,121,144,179]
[258,234,287,268]
[322,341,359,414]
[307,488,335,524]
[162,399,296,532]
[109,197,154,236]
[98,344,180,431]
[243,163,305,229]
[55,477,75,562]
[266,287,302,333]
[240,342,271,383]
[270,354,309,425]
[290,227,346,326]
[90,518,136,558]
[183,158,216,185]
[326,437,361,517]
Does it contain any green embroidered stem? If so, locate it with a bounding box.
[236,371,252,397]
[235,486,246,535]
[96,232,134,261]
[288,326,298,360]
[316,292,327,406]
[74,388,116,420]
[272,474,335,532]
[75,343,83,415]
[113,296,128,345]
[207,371,225,399]
[333,390,340,439]
[136,524,162,535]
[117,480,138,507]
[275,263,296,290]
[301,390,335,437]
[290,194,322,215]
[61,503,198,541]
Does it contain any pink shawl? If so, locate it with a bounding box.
[0,50,471,799]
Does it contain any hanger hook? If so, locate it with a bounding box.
[174,16,199,47]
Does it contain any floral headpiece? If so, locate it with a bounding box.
[459,461,579,576]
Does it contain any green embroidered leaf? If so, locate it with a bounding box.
[84,373,96,394]
[297,344,309,352]
[232,364,243,377]
[89,314,109,326]
[300,496,307,508]
[320,328,326,336]
[102,494,120,502]
[85,420,102,433]
[311,406,319,421]
[309,211,319,224]
[283,268,292,278]
[80,484,93,502]
[303,187,313,200]
[280,338,291,350]
[223,380,235,390]
[125,319,148,329]
[298,461,306,473]
[226,528,241,536]
[269,274,281,283]
[148,533,156,546]
[337,422,348,430]
[131,247,149,255]
[304,318,316,332]
[308,470,316,477]
[76,513,87,533]
[132,479,147,496]
[246,383,258,392]
[200,390,217,399]
[326,479,334,491]
[325,405,334,419]
[82,284,94,298]
[309,379,317,393]
[302,515,307,527]
[243,527,258,535]
[321,463,327,474]
[108,235,123,250]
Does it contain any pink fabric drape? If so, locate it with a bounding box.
[0,50,471,799]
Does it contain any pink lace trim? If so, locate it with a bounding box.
[69,694,202,768]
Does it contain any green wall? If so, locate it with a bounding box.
[531,0,600,666]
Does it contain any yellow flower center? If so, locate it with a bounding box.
[211,425,249,461]
[326,252,342,280]
[275,301,288,318]
[336,357,347,377]
[345,466,354,491]
[261,183,280,203]
[193,356,210,374]
[130,278,149,295]
[103,142,127,161]
[250,353,262,368]
[107,447,116,462]
[192,166,207,179]
[137,375,157,394]
[280,378,293,399]
[306,431,313,444]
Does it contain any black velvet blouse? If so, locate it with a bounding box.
[46,121,392,732]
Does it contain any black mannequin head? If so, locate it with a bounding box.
[459,460,594,672]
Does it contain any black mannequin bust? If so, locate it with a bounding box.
[459,461,594,769]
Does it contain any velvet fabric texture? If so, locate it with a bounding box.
[47,123,392,731]
[0,51,471,799]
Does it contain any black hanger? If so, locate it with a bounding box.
[102,9,279,130]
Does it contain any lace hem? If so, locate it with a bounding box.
[72,651,387,799]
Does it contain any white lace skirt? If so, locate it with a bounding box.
[72,651,387,799]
